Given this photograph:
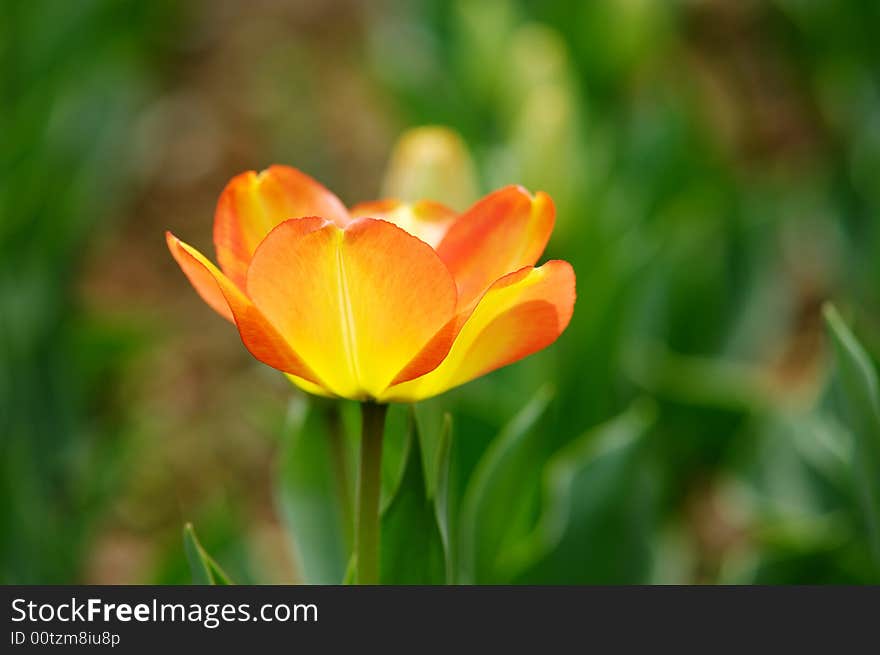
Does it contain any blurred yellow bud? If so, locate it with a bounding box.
[382,126,479,211]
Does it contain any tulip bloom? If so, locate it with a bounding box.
[167,165,575,402]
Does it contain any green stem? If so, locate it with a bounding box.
[356,401,387,584]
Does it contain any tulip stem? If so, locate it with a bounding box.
[356,401,387,584]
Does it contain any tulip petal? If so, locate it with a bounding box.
[247,217,458,399]
[284,373,336,398]
[350,199,457,248]
[435,186,555,310]
[380,260,575,402]
[166,231,325,387]
[167,232,235,324]
[214,165,350,289]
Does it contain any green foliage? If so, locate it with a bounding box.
[432,414,454,578]
[824,305,880,576]
[277,399,412,584]
[510,400,657,584]
[183,523,232,585]
[457,387,554,583]
[276,399,351,584]
[380,411,446,584]
[0,0,178,583]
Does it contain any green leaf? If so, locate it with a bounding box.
[183,523,232,585]
[433,413,454,581]
[276,397,351,584]
[342,554,356,585]
[626,340,773,411]
[379,410,446,584]
[509,399,658,584]
[824,304,880,575]
[503,400,656,584]
[738,410,851,525]
[458,385,554,583]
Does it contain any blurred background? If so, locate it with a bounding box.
[2,0,879,584]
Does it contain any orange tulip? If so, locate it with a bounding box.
[167,165,575,402]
